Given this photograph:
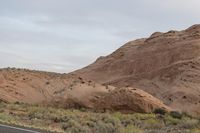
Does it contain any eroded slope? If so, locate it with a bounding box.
[74,24,200,116]
[0,68,169,113]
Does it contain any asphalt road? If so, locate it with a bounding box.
[0,124,43,133]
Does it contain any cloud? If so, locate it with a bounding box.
[0,0,200,72]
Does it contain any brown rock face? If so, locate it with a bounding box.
[90,87,170,113]
[0,68,169,113]
[74,24,200,116]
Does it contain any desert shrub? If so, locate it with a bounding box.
[134,113,155,120]
[94,120,122,133]
[121,118,135,127]
[182,112,193,118]
[1,102,200,133]
[7,104,20,110]
[123,125,143,133]
[103,115,121,126]
[83,121,96,128]
[8,103,28,111]
[170,111,183,119]
[80,108,87,112]
[0,102,6,109]
[62,119,91,133]
[153,108,167,115]
[62,119,78,130]
[181,117,199,129]
[191,128,200,133]
[120,113,156,128]
[61,123,68,131]
[144,118,163,129]
[0,109,4,113]
[0,113,14,122]
[14,101,21,105]
[28,112,44,120]
[113,112,123,119]
[67,126,90,133]
[50,116,62,123]
[164,115,181,125]
[27,107,47,119]
[75,114,124,133]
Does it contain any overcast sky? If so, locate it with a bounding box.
[0,0,200,73]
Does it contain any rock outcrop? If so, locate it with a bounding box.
[0,68,169,113]
[74,24,200,116]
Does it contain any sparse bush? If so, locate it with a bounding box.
[134,113,155,120]
[144,118,163,129]
[191,128,200,133]
[94,120,122,133]
[0,102,6,108]
[14,101,21,105]
[62,119,91,133]
[182,112,193,118]
[164,115,181,125]
[153,108,167,115]
[0,113,14,122]
[0,102,199,133]
[62,119,79,131]
[181,117,199,129]
[170,111,183,119]
[123,125,143,133]
[83,121,95,128]
[80,108,87,112]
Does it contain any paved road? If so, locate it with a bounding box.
[0,124,42,133]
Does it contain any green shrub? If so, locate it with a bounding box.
[134,113,155,120]
[0,113,14,122]
[170,111,183,119]
[1,102,200,133]
[182,112,193,118]
[83,121,95,128]
[62,119,91,133]
[80,108,87,112]
[153,108,167,115]
[14,101,21,105]
[94,121,122,133]
[0,102,6,109]
[123,125,143,133]
[164,115,181,125]
[62,123,68,131]
[144,118,163,129]
[181,117,199,129]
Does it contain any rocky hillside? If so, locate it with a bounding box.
[0,68,169,113]
[74,24,200,116]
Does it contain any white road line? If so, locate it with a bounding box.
[0,124,41,133]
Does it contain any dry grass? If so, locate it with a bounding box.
[0,102,199,133]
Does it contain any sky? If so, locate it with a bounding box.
[0,0,200,73]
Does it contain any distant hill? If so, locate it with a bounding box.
[74,24,200,116]
[0,68,169,113]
